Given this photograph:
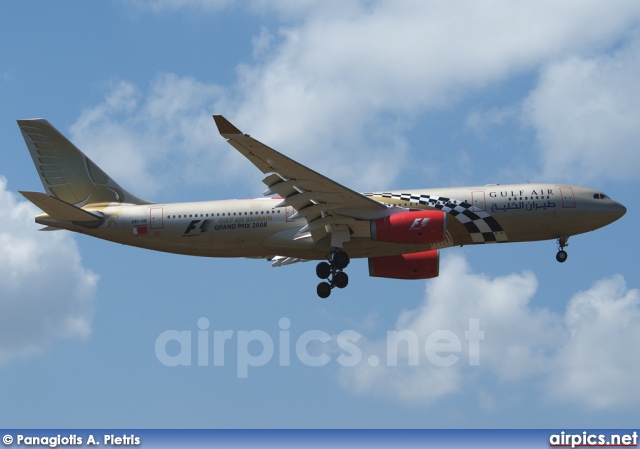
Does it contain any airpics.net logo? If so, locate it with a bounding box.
[155,318,484,378]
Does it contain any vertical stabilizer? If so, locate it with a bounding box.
[17,119,150,207]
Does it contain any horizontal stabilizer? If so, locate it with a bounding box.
[20,191,103,226]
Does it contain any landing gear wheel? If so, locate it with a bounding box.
[332,251,350,270]
[317,282,332,298]
[314,250,351,297]
[556,236,569,263]
[316,262,332,279]
[333,271,349,289]
[556,250,568,263]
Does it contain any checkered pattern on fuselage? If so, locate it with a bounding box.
[366,192,508,244]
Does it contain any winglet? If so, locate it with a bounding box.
[213,115,243,137]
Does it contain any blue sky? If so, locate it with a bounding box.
[1,0,639,428]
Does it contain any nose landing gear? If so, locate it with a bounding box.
[316,250,350,298]
[556,237,569,263]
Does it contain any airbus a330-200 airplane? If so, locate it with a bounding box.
[17,116,626,298]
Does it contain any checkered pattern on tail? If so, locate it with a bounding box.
[365,193,508,244]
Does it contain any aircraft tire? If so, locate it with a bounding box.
[333,271,349,289]
[556,250,568,263]
[317,282,332,298]
[316,262,332,279]
[332,251,350,270]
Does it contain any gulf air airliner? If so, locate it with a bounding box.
[17,116,626,298]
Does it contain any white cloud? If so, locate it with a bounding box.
[230,0,640,189]
[524,33,640,183]
[547,275,640,409]
[73,2,640,194]
[338,253,640,410]
[69,75,229,199]
[252,27,275,60]
[338,253,559,403]
[0,177,98,363]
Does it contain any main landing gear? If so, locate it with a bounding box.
[316,250,350,298]
[556,237,569,263]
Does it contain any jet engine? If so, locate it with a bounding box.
[370,210,446,245]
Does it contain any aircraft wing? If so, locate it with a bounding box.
[213,115,388,243]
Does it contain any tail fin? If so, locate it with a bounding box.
[17,119,150,208]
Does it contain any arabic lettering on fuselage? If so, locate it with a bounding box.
[490,201,556,212]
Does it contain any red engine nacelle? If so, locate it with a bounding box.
[371,210,446,245]
[368,250,440,280]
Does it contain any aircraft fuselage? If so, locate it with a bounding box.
[35,183,626,261]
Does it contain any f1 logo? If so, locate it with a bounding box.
[410,217,430,229]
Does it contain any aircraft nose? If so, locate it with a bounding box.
[604,200,627,223]
[612,201,627,220]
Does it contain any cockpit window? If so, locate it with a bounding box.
[593,193,610,200]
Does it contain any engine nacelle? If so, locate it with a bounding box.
[371,210,446,245]
[368,250,440,280]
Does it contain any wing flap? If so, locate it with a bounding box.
[269,256,309,267]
